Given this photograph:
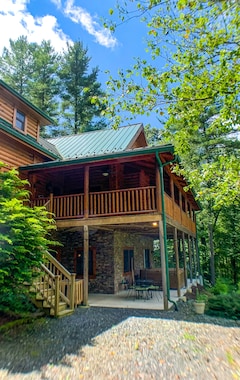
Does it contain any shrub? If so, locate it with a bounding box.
[206,293,240,320]
[209,278,234,295]
[0,164,58,313]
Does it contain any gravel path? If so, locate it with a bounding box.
[0,302,239,380]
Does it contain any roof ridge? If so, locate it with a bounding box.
[47,123,143,141]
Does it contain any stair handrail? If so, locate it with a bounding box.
[44,251,76,310]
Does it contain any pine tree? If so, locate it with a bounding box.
[0,36,34,96]
[29,40,61,135]
[59,41,107,135]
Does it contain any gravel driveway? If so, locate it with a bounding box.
[0,302,239,380]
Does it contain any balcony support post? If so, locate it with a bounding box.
[83,225,89,305]
[84,166,89,218]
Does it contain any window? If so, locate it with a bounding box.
[123,249,134,273]
[163,169,171,197]
[15,110,25,131]
[74,247,96,278]
[174,184,180,205]
[144,249,150,269]
[182,195,186,212]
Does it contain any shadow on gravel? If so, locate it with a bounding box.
[0,303,238,375]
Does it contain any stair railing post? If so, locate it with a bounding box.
[49,193,53,216]
[54,275,60,317]
[70,273,76,309]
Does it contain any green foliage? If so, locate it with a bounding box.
[195,288,208,303]
[206,293,240,320]
[0,36,34,96]
[58,41,107,135]
[0,164,58,313]
[0,37,107,137]
[103,0,240,286]
[209,278,236,295]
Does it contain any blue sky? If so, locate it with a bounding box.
[0,0,161,128]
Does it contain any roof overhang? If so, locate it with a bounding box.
[0,118,60,160]
[19,144,175,171]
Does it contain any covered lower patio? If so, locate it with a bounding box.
[88,288,183,311]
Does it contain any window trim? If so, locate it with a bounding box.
[14,108,26,133]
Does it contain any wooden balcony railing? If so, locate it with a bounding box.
[89,186,156,216]
[32,187,195,232]
[32,186,157,219]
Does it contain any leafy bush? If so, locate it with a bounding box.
[209,278,235,295]
[0,164,58,313]
[206,293,240,320]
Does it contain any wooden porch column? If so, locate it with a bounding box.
[182,232,188,287]
[191,237,197,281]
[83,225,89,305]
[174,227,181,297]
[84,166,89,218]
[188,235,193,284]
[159,219,168,310]
[195,237,201,283]
[155,164,161,212]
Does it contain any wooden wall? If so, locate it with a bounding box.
[0,132,48,168]
[0,93,39,139]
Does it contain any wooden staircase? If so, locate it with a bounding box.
[30,252,84,317]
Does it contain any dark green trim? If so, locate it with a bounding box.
[156,152,178,310]
[0,118,60,159]
[0,79,54,124]
[19,144,175,171]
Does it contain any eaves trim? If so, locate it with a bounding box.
[19,144,175,171]
[0,79,54,124]
[0,118,60,160]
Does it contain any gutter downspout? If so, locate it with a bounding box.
[156,151,178,311]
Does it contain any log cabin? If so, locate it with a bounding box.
[0,79,201,314]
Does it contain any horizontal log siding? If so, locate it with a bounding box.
[0,95,14,124]
[27,114,38,139]
[0,133,33,167]
[0,94,39,139]
[0,133,49,168]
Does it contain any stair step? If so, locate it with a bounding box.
[55,309,75,317]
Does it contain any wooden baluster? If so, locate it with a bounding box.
[54,275,60,317]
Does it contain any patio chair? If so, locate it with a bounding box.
[147,284,162,301]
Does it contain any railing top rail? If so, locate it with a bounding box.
[40,263,57,278]
[89,186,156,196]
[44,251,76,280]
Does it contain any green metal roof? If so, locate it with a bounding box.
[0,118,60,160]
[0,79,54,125]
[47,124,144,159]
[19,144,175,171]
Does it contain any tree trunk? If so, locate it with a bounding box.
[209,224,215,285]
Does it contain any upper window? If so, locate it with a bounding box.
[174,184,180,206]
[163,169,171,197]
[15,110,25,131]
[182,195,186,212]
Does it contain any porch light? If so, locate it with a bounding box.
[152,222,158,227]
[102,172,109,177]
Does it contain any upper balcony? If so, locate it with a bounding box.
[32,185,196,234]
[22,146,199,235]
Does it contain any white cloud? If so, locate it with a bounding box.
[63,0,117,48]
[0,0,71,54]
[50,0,62,10]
